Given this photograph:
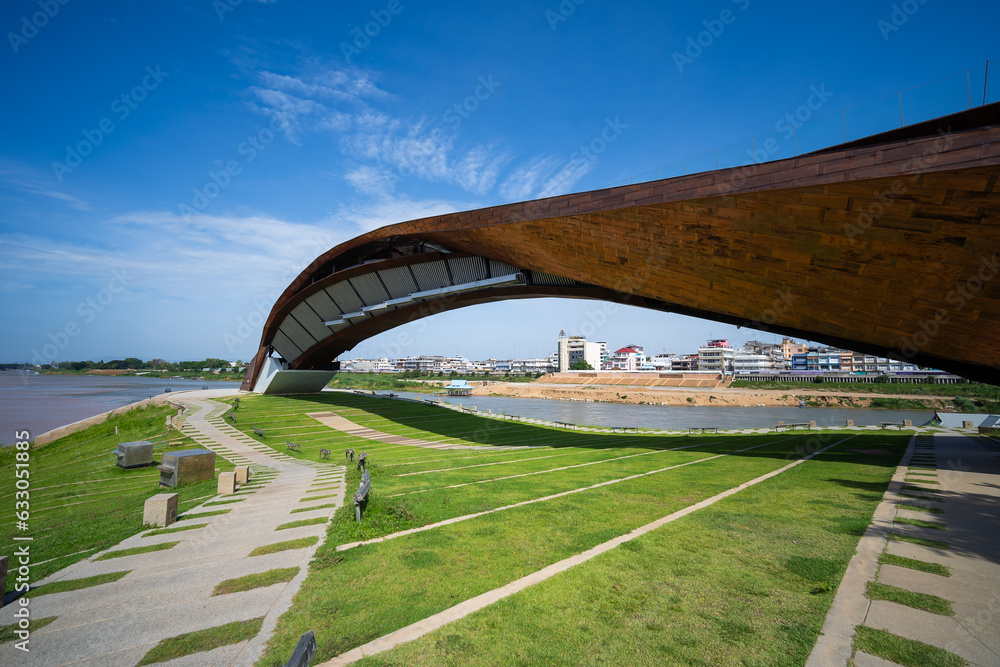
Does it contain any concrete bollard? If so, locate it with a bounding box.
[234,465,250,485]
[903,420,912,427]
[777,421,784,426]
[143,493,179,528]
[846,420,854,427]
[962,420,974,429]
[809,421,817,428]
[218,471,236,494]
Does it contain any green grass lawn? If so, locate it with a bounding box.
[0,404,234,592]
[223,393,909,666]
[137,617,264,665]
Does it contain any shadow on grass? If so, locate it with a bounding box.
[259,394,911,468]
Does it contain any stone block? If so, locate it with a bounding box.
[234,466,250,485]
[962,420,974,429]
[159,449,216,487]
[809,421,817,428]
[846,420,854,427]
[903,420,912,427]
[218,471,236,495]
[143,493,178,528]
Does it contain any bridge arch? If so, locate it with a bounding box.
[243,104,1000,389]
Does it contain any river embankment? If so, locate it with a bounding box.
[471,381,954,410]
[0,373,241,445]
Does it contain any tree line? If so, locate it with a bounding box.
[1,358,240,372]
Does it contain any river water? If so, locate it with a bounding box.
[389,391,933,431]
[0,373,933,446]
[0,372,241,444]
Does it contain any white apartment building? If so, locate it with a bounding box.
[648,353,676,370]
[850,353,919,374]
[509,358,557,374]
[611,345,644,371]
[698,344,735,373]
[557,331,606,371]
[733,351,771,374]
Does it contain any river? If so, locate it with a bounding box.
[0,374,934,446]
[389,391,933,431]
[0,372,241,444]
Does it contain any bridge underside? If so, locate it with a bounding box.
[243,105,1000,389]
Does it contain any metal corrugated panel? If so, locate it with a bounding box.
[290,302,330,341]
[279,317,316,353]
[446,256,487,284]
[530,271,576,286]
[307,290,341,321]
[326,281,364,312]
[488,258,519,277]
[378,266,418,299]
[271,330,303,361]
[325,319,352,334]
[410,260,450,290]
[348,273,389,305]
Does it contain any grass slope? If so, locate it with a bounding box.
[0,404,233,591]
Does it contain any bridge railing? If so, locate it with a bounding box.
[606,60,999,189]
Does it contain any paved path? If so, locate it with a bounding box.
[807,432,1000,666]
[307,411,458,449]
[0,391,346,667]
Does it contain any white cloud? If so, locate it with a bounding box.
[499,156,561,201]
[242,61,596,202]
[344,165,398,198]
[244,64,385,143]
[0,168,90,211]
[335,196,469,233]
[536,157,597,199]
[0,211,346,307]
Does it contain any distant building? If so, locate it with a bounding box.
[509,358,557,374]
[792,347,845,372]
[400,355,471,373]
[698,340,734,373]
[611,345,644,371]
[849,353,919,374]
[557,330,605,371]
[671,354,699,371]
[444,380,473,396]
[781,338,808,362]
[648,353,676,370]
[733,351,771,374]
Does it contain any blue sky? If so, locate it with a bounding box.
[1,0,996,364]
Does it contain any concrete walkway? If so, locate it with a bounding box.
[807,432,1000,666]
[0,392,346,667]
[307,411,458,450]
